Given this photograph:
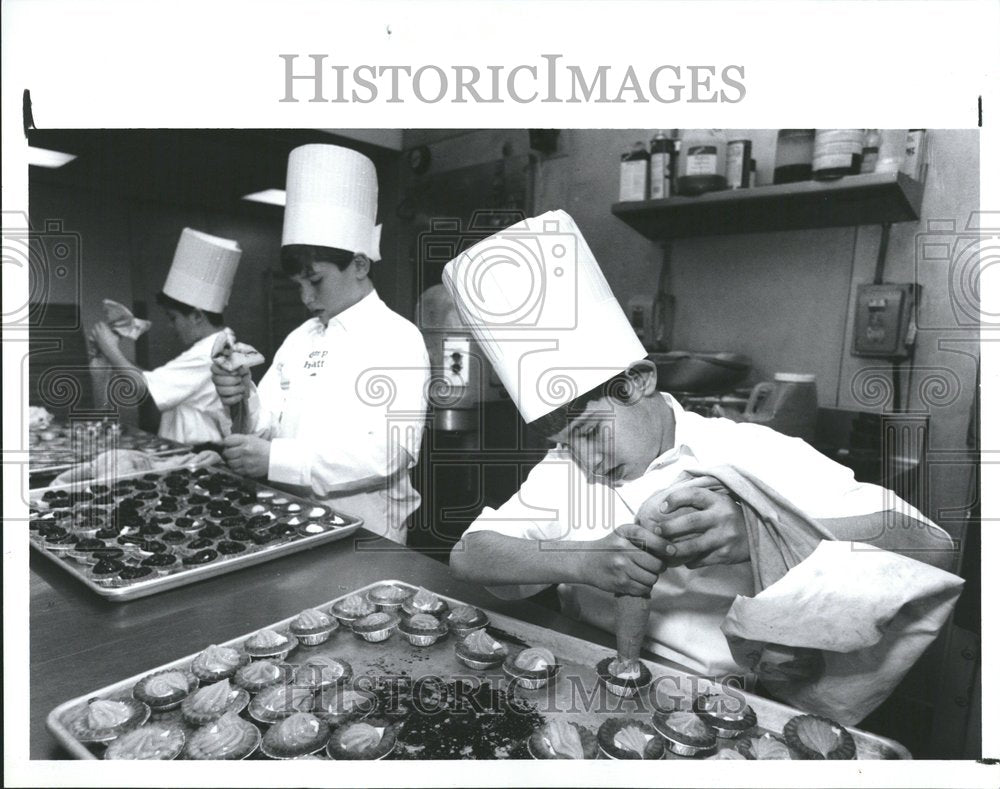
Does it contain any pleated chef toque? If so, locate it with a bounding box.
[161,228,242,314]
[281,144,382,261]
[442,210,645,424]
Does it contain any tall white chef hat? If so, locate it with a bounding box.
[281,143,382,262]
[443,210,645,425]
[161,228,242,314]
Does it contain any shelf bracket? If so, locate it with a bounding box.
[652,240,674,351]
[873,222,893,285]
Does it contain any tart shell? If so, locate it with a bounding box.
[401,597,449,619]
[103,723,185,760]
[734,732,794,760]
[366,584,415,613]
[289,617,339,647]
[595,657,652,698]
[244,632,299,661]
[527,722,599,759]
[783,714,857,760]
[596,718,666,760]
[180,686,250,726]
[294,659,353,691]
[132,668,199,712]
[396,615,449,647]
[329,599,377,627]
[67,698,151,744]
[190,649,250,683]
[351,613,400,643]
[694,692,757,738]
[232,660,294,693]
[260,715,331,760]
[326,717,400,760]
[185,717,261,760]
[650,711,718,757]
[247,684,317,724]
[444,607,489,638]
[502,651,559,690]
[454,640,507,670]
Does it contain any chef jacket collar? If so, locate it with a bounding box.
[643,392,696,473]
[306,290,382,335]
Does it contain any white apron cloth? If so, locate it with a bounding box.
[248,292,429,544]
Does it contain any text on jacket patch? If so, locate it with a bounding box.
[304,350,328,373]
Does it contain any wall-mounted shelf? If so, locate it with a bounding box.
[611,171,924,241]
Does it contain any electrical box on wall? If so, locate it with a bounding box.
[627,295,655,348]
[852,283,920,359]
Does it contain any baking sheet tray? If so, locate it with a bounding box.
[29,419,193,476]
[46,580,911,760]
[29,467,363,602]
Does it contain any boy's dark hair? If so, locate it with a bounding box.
[527,364,647,439]
[280,244,357,277]
[155,291,224,327]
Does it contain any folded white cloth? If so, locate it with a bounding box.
[723,539,963,724]
[29,406,54,430]
[102,299,152,340]
[211,330,265,371]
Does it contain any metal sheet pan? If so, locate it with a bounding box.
[29,468,363,602]
[46,580,911,760]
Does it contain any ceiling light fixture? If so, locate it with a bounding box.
[241,189,286,206]
[28,146,77,168]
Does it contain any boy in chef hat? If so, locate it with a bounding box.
[90,227,242,446]
[445,210,960,722]
[213,144,429,545]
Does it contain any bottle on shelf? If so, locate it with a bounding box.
[812,129,865,180]
[860,129,881,174]
[874,129,907,175]
[676,129,728,196]
[618,141,649,202]
[649,132,673,200]
[726,137,753,189]
[773,129,815,185]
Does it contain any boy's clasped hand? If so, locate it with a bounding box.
[579,478,750,597]
[633,476,751,569]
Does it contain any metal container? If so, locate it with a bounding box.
[650,351,751,394]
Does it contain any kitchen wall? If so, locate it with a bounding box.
[401,129,980,545]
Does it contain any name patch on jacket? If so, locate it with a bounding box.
[304,350,327,373]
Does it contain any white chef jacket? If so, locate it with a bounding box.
[247,291,430,544]
[143,329,232,445]
[463,392,948,678]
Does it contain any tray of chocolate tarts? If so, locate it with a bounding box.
[27,467,363,600]
[46,581,910,760]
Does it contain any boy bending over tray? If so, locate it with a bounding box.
[444,211,962,724]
